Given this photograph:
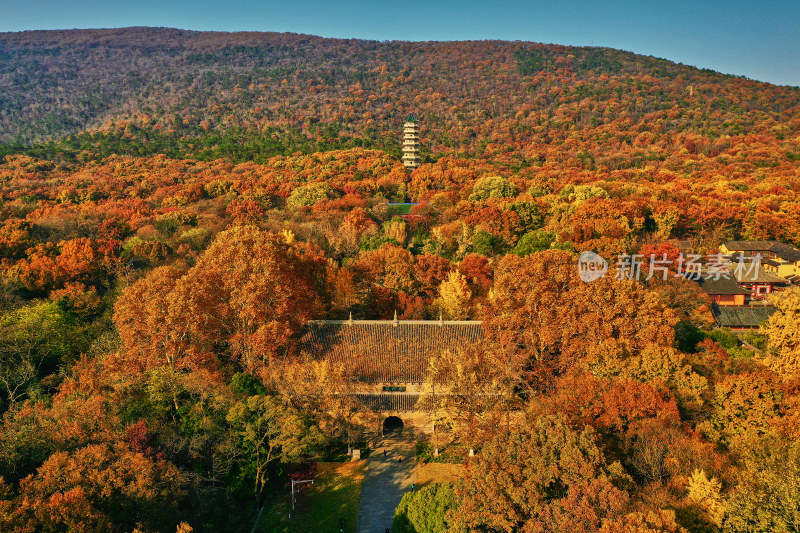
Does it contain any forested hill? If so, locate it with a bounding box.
[1,27,799,162]
[4,27,800,533]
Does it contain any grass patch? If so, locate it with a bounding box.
[259,461,366,533]
[385,203,416,215]
[416,463,464,486]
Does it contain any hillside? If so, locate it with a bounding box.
[1,27,799,162]
[2,27,800,533]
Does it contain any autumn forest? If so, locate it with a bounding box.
[1,27,800,533]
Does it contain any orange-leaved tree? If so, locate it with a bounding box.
[452,414,631,532]
[486,250,681,390]
[114,226,327,378]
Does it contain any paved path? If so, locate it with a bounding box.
[356,432,416,533]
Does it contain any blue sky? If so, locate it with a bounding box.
[1,0,798,86]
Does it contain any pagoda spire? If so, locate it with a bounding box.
[401,114,421,172]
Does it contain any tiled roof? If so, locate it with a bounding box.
[668,240,694,253]
[771,243,800,262]
[354,393,420,412]
[725,263,789,284]
[723,240,779,252]
[723,240,800,262]
[300,319,484,383]
[713,306,776,328]
[698,276,750,295]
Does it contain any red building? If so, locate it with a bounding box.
[726,261,790,300]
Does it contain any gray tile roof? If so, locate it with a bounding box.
[698,276,750,295]
[725,263,790,284]
[723,240,779,252]
[771,243,800,262]
[354,393,420,412]
[723,240,800,262]
[713,306,776,328]
[300,320,484,383]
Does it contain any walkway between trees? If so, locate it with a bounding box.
[356,432,416,533]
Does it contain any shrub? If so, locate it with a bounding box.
[393,483,456,533]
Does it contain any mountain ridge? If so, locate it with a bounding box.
[2,27,798,154]
[0,25,796,86]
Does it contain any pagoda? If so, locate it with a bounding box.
[401,113,421,172]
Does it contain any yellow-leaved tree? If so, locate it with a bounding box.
[686,468,724,528]
[434,270,472,320]
[760,286,800,377]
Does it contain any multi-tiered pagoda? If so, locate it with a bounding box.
[401,113,421,172]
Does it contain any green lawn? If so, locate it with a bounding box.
[259,461,366,533]
[385,203,415,215]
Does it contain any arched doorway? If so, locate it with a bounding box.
[382,416,404,435]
